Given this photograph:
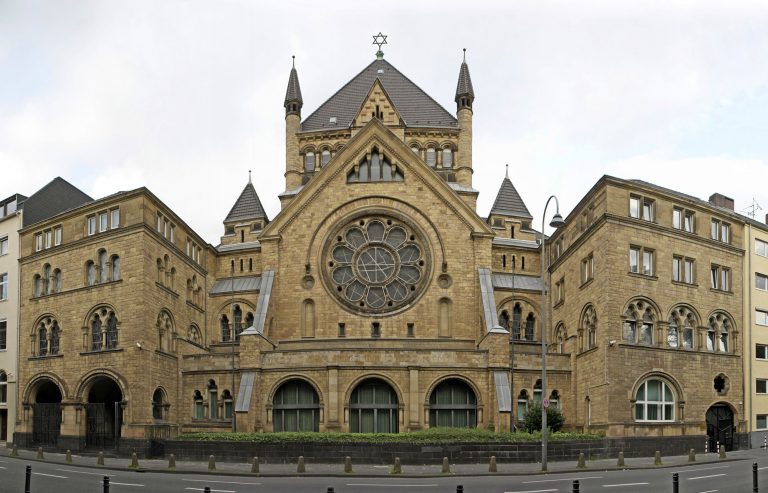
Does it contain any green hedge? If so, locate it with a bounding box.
[176,427,603,444]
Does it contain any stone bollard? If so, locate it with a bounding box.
[688,448,696,462]
[326,488,335,493]
[129,452,139,469]
[442,457,450,474]
[36,447,44,460]
[617,451,625,467]
[251,456,259,474]
[208,455,216,471]
[297,455,305,473]
[168,454,176,470]
[97,451,105,466]
[10,443,18,457]
[457,486,464,492]
[344,456,352,473]
[719,445,727,459]
[392,457,402,474]
[489,455,497,473]
[577,452,586,469]
[65,450,72,463]
[654,450,662,466]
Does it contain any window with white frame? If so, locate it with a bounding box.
[0,372,6,403]
[54,226,62,246]
[630,246,654,276]
[757,309,768,326]
[87,216,97,236]
[630,195,655,221]
[0,236,7,256]
[111,209,120,229]
[758,415,768,430]
[711,218,731,243]
[635,379,674,422]
[0,273,7,301]
[758,273,768,292]
[673,207,695,233]
[757,239,768,257]
[758,379,768,394]
[757,344,768,360]
[581,254,594,284]
[35,233,43,251]
[0,320,6,350]
[672,256,695,284]
[711,264,730,291]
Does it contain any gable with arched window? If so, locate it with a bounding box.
[622,299,658,345]
[499,300,538,341]
[188,324,201,344]
[707,311,735,353]
[667,305,698,349]
[554,323,567,353]
[347,149,403,183]
[156,310,176,353]
[580,304,597,351]
[33,316,60,357]
[219,303,254,343]
[86,306,119,351]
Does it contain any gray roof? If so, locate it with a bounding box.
[301,58,458,132]
[455,61,475,101]
[479,268,507,333]
[284,65,303,106]
[492,273,544,292]
[224,182,268,224]
[22,177,93,227]
[489,177,533,219]
[216,240,261,253]
[210,276,262,295]
[492,237,540,250]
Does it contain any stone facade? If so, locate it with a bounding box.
[11,51,750,452]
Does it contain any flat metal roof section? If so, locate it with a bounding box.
[479,267,505,333]
[210,276,262,294]
[494,371,512,412]
[235,371,256,412]
[216,241,262,252]
[492,273,544,292]
[252,270,274,334]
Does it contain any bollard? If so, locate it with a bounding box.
[326,488,335,493]
[344,456,352,473]
[719,444,727,459]
[577,452,586,469]
[705,439,709,454]
[24,465,31,493]
[168,454,176,470]
[36,447,44,460]
[457,486,464,493]
[297,455,305,473]
[617,451,625,467]
[392,457,402,474]
[442,457,450,474]
[716,441,720,455]
[97,451,105,466]
[764,433,767,450]
[129,452,139,469]
[654,450,662,466]
[251,456,260,474]
[688,448,696,462]
[208,455,216,471]
[489,455,497,473]
[754,462,759,492]
[103,475,110,493]
[672,472,679,493]
[10,443,18,457]
[66,449,73,463]
[572,479,580,493]
[204,488,211,493]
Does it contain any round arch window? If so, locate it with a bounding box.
[429,379,477,428]
[323,215,431,315]
[273,380,320,432]
[635,379,675,422]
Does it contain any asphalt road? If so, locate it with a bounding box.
[1,454,766,493]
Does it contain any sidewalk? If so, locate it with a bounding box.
[5,446,766,477]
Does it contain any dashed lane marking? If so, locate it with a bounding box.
[56,468,112,476]
[688,474,726,480]
[524,476,603,483]
[602,484,649,488]
[182,479,262,485]
[32,472,67,478]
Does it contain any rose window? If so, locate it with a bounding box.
[325,216,430,314]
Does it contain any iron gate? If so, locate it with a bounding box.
[707,404,734,452]
[32,403,61,446]
[86,402,121,448]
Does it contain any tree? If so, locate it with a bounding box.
[523,402,565,432]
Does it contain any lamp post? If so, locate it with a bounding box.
[540,195,565,471]
[230,265,237,433]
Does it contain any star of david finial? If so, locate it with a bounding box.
[372,32,388,59]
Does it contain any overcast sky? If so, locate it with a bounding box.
[2,0,768,243]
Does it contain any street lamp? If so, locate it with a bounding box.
[540,195,565,471]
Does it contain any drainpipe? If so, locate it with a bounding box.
[747,224,753,444]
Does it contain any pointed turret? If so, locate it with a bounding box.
[284,56,303,117]
[284,56,303,194]
[490,166,532,219]
[222,172,269,245]
[455,49,474,190]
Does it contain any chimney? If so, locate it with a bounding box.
[709,193,734,211]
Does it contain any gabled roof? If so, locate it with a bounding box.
[301,58,457,132]
[489,177,532,219]
[22,177,93,227]
[224,182,268,224]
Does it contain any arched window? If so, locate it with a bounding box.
[347,151,403,183]
[304,152,315,172]
[512,304,522,340]
[98,250,108,283]
[50,321,60,355]
[549,390,560,409]
[516,390,529,421]
[623,300,656,345]
[442,148,453,168]
[667,306,697,349]
[86,261,96,286]
[188,324,201,344]
[106,312,118,349]
[222,390,233,419]
[91,314,102,350]
[52,269,61,293]
[349,379,398,433]
[111,255,120,281]
[34,274,42,297]
[499,310,510,331]
[43,264,52,295]
[429,379,477,428]
[220,315,230,342]
[426,148,436,167]
[635,379,674,422]
[708,312,733,353]
[35,317,58,357]
[38,323,48,356]
[0,372,6,403]
[321,149,331,167]
[555,323,566,353]
[533,379,542,405]
[152,388,166,420]
[208,379,219,419]
[623,307,636,343]
[524,313,535,341]
[89,307,118,351]
[193,390,204,419]
[157,311,174,352]
[273,380,320,432]
[233,305,243,340]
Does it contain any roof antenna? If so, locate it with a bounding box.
[248,170,252,184]
[292,55,295,68]
[505,163,509,179]
[463,48,466,62]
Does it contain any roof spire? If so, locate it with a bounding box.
[248,170,252,184]
[284,56,303,116]
[505,163,509,179]
[455,49,475,110]
[292,55,295,68]
[372,32,388,59]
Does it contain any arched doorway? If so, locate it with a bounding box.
[272,379,320,432]
[85,377,123,448]
[349,378,398,433]
[428,379,477,428]
[32,379,62,446]
[706,404,734,452]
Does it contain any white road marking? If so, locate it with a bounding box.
[56,468,112,476]
[602,484,649,488]
[697,490,718,493]
[183,479,262,485]
[108,482,144,487]
[347,484,438,488]
[759,466,768,470]
[688,474,726,480]
[503,489,558,493]
[32,472,67,478]
[676,465,729,473]
[0,466,6,469]
[184,489,236,493]
[524,476,603,483]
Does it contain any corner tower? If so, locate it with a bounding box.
[284,56,303,196]
[455,49,475,189]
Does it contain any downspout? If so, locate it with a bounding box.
[747,224,753,442]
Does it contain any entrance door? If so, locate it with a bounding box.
[706,404,734,452]
[1,410,7,441]
[86,378,123,449]
[32,403,61,446]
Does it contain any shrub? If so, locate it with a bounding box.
[523,402,565,432]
